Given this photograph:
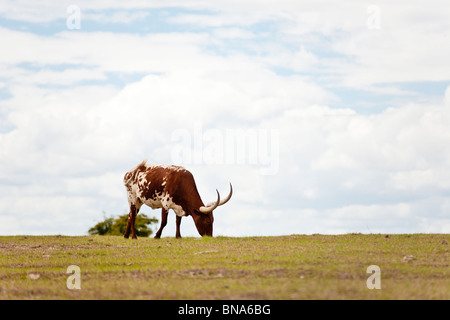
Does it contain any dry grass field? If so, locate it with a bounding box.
[0,234,448,299]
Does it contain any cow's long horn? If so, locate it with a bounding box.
[198,190,220,214]
[218,183,232,206]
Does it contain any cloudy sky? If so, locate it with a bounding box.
[1,1,449,237]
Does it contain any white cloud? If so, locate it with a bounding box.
[2,83,449,236]
[0,27,212,73]
[0,0,184,23]
[445,86,450,106]
[11,68,106,86]
[84,10,149,24]
[0,51,332,235]
[1,2,449,236]
[212,27,255,39]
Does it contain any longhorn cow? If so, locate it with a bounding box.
[123,160,232,239]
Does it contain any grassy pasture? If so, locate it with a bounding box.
[0,234,448,299]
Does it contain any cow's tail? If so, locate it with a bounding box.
[123,159,147,185]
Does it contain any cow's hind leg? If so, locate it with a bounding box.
[154,208,168,239]
[124,205,135,239]
[124,203,141,239]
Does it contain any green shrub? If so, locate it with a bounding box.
[88,213,158,237]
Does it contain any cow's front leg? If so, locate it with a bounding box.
[175,216,182,239]
[154,208,168,239]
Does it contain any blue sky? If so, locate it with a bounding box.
[0,1,449,236]
[1,4,445,112]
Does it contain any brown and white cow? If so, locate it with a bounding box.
[123,160,232,239]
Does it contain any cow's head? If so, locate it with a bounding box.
[192,210,215,236]
[193,184,233,237]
